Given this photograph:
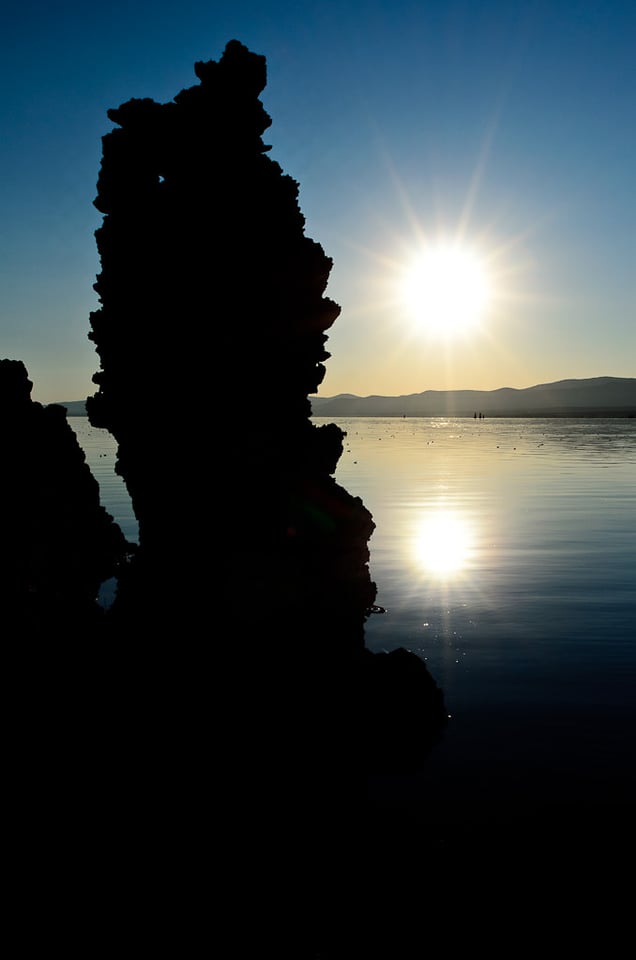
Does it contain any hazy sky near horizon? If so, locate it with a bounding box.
[1,0,634,402]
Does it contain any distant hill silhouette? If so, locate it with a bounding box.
[310,376,636,417]
[51,377,636,419]
[51,400,88,416]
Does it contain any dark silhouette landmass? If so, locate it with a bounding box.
[47,399,89,416]
[0,358,131,634]
[311,376,636,417]
[80,39,447,949]
[87,40,378,641]
[52,375,636,418]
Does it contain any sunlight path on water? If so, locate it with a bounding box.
[326,415,636,841]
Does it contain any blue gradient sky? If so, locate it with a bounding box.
[1,0,634,402]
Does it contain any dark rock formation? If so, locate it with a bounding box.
[88,41,378,651]
[1,359,135,942]
[85,41,447,949]
[87,37,383,769]
[0,358,131,635]
[363,646,447,773]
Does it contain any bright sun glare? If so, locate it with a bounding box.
[401,243,491,338]
[414,510,473,576]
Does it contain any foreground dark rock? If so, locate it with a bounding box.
[3,41,448,951]
[0,358,130,634]
[88,42,381,679]
[83,39,449,948]
[363,646,447,773]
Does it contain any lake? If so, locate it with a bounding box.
[71,418,139,545]
[325,416,636,850]
[71,415,636,849]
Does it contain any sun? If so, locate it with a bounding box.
[400,242,491,338]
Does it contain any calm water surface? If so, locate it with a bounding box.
[324,416,636,840]
[73,416,636,842]
[71,418,138,544]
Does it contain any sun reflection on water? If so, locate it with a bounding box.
[413,508,473,576]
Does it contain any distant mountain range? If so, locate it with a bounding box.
[49,400,90,416]
[310,377,636,417]
[50,377,636,419]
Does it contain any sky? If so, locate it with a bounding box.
[1,0,634,402]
